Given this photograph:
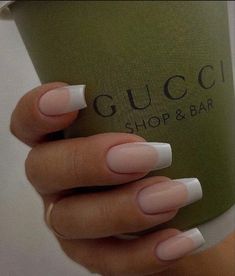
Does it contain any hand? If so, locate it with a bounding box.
[10,83,204,276]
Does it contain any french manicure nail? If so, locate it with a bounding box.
[106,142,172,173]
[39,85,87,115]
[156,228,205,261]
[137,178,202,214]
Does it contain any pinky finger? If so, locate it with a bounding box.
[58,228,205,276]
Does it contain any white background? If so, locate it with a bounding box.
[0,4,94,276]
[0,2,235,276]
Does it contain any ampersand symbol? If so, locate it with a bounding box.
[176,109,186,120]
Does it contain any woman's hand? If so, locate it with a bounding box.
[10,83,204,276]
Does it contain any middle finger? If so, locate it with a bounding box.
[25,133,172,194]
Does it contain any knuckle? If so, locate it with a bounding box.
[24,148,40,189]
[24,149,34,184]
[25,145,50,194]
[9,113,18,138]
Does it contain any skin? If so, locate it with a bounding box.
[10,82,235,275]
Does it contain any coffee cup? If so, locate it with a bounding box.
[3,1,235,237]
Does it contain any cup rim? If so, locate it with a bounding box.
[0,1,14,12]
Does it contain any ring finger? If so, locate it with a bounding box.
[47,176,202,239]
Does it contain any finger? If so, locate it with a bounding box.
[48,176,202,239]
[58,228,205,276]
[10,82,87,146]
[25,133,172,194]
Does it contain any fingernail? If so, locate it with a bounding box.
[106,142,172,173]
[156,228,205,261]
[138,178,202,214]
[39,85,87,115]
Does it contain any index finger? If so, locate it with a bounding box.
[10,82,87,146]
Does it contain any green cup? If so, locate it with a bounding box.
[8,1,235,233]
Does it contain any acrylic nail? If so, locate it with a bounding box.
[156,228,205,261]
[39,85,87,115]
[137,178,202,214]
[106,142,172,173]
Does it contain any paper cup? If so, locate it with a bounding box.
[6,1,235,235]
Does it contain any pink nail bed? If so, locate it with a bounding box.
[137,178,202,214]
[106,142,172,173]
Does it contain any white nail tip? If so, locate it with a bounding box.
[67,85,87,111]
[179,228,205,248]
[152,143,172,169]
[156,228,205,261]
[174,178,203,205]
[136,142,172,170]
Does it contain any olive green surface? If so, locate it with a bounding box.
[11,1,235,231]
